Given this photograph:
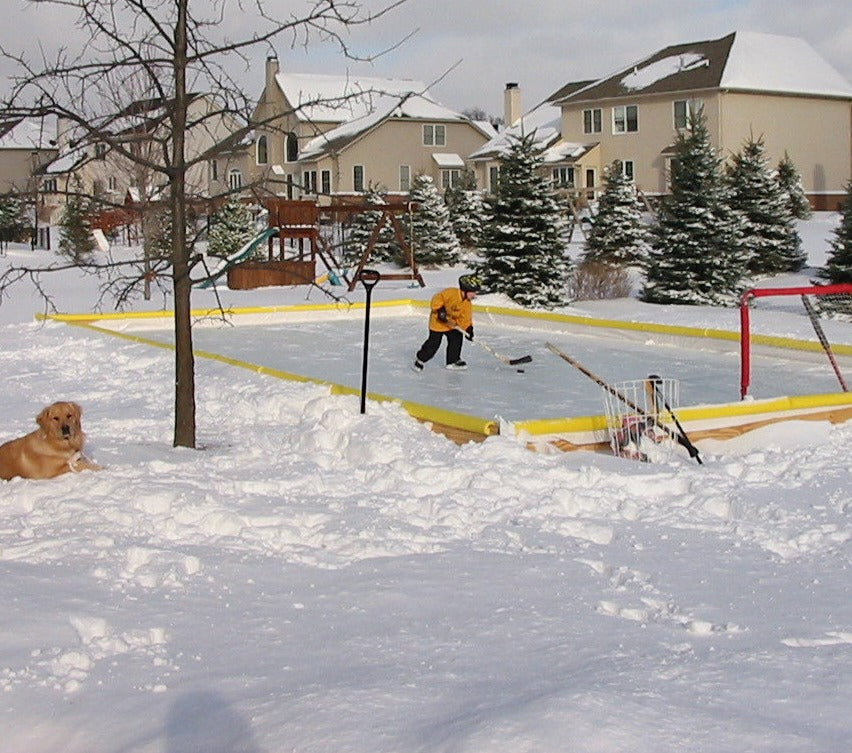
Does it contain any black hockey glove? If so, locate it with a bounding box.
[436,307,448,323]
[465,325,474,341]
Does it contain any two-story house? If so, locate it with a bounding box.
[38,94,241,227]
[244,56,495,205]
[554,31,852,209]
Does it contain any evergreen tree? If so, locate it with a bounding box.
[727,135,805,275]
[207,198,256,259]
[444,169,487,251]
[475,132,571,308]
[343,187,398,265]
[642,110,745,305]
[0,193,29,251]
[406,174,460,267]
[58,176,96,264]
[819,181,852,284]
[776,152,812,220]
[582,160,652,267]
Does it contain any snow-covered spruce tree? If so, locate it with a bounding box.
[444,169,487,251]
[582,159,652,267]
[727,135,805,275]
[819,180,852,284]
[207,198,256,259]
[475,132,571,308]
[343,186,398,265]
[405,174,460,267]
[58,176,97,264]
[0,193,29,251]
[642,110,745,305]
[777,151,813,220]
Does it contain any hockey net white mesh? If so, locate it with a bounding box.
[602,378,680,462]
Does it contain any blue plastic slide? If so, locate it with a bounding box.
[195,226,280,289]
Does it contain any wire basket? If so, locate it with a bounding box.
[602,377,680,462]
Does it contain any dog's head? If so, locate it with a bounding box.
[36,401,84,446]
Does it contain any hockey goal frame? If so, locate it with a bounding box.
[739,283,852,398]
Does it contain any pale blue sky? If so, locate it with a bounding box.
[1,0,849,119]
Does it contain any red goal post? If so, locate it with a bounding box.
[739,283,852,399]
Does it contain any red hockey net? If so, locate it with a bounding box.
[739,283,852,398]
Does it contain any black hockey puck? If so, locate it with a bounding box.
[516,368,525,373]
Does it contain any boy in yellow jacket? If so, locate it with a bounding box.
[413,275,481,371]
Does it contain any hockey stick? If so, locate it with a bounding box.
[801,295,848,392]
[647,374,702,464]
[545,342,702,464]
[454,327,532,366]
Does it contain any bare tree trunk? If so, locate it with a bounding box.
[171,0,196,448]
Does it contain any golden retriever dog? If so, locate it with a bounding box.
[0,401,102,481]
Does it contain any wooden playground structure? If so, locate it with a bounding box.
[228,198,424,291]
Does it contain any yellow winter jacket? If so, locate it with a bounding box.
[429,287,473,332]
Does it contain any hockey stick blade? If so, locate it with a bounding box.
[454,327,532,367]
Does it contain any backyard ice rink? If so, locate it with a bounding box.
[107,307,850,424]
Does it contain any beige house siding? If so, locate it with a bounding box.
[561,91,719,196]
[717,92,851,202]
[305,119,488,199]
[559,90,850,206]
[0,149,56,194]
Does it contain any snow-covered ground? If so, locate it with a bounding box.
[0,215,850,752]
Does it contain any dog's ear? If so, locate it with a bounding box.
[36,406,50,431]
[70,402,82,419]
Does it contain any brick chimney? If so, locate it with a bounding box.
[504,82,521,127]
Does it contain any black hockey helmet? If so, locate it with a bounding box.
[458,274,482,293]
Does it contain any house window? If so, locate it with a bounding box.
[552,167,575,188]
[321,169,331,195]
[666,157,679,189]
[108,176,117,191]
[228,169,242,191]
[613,105,638,133]
[256,135,268,165]
[353,165,364,192]
[399,165,411,192]
[583,109,602,134]
[623,160,635,181]
[95,143,107,160]
[585,168,596,200]
[285,133,298,162]
[209,160,218,181]
[489,166,499,194]
[43,177,57,193]
[441,169,460,190]
[423,124,446,147]
[673,99,703,130]
[286,174,294,200]
[302,170,317,194]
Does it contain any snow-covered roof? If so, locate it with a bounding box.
[276,72,431,123]
[42,146,88,175]
[556,31,852,103]
[720,32,852,97]
[298,91,479,161]
[468,103,564,161]
[0,118,56,150]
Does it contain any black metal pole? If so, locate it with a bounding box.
[359,269,381,414]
